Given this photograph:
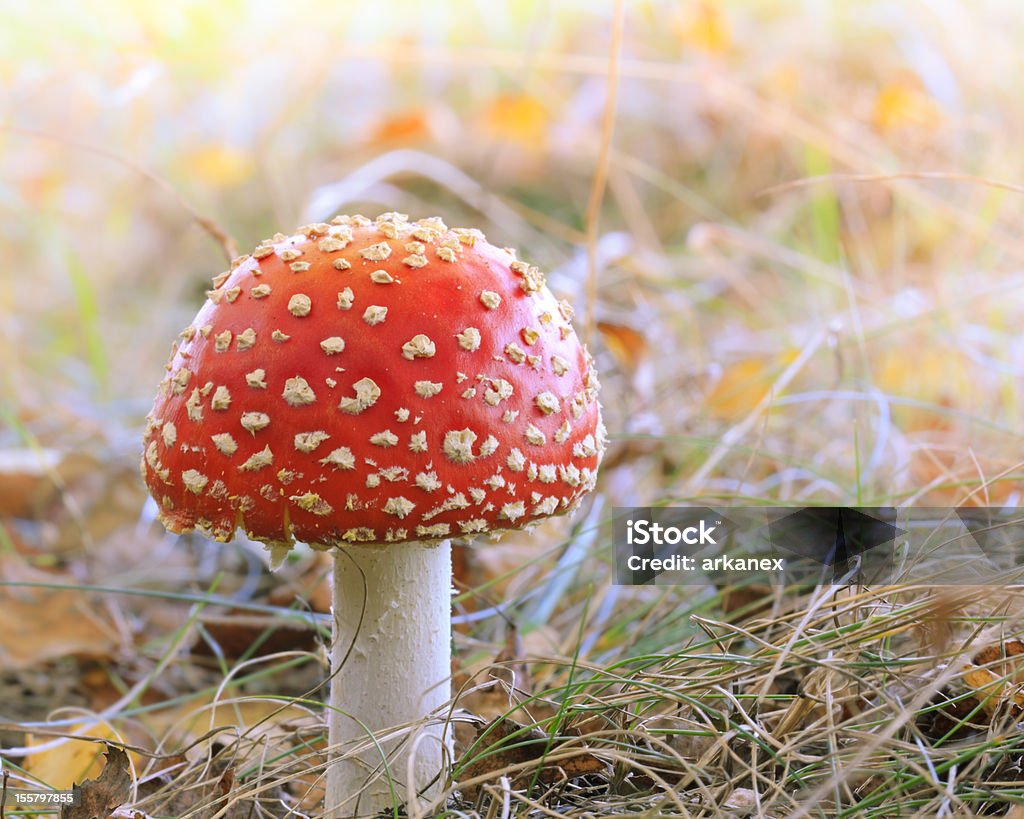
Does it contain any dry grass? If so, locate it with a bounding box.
[3,0,1024,815]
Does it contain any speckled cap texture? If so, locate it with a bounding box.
[141,213,604,550]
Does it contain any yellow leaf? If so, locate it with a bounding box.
[705,353,796,420]
[675,1,732,55]
[962,639,1024,717]
[762,62,802,100]
[481,94,549,148]
[26,723,141,790]
[145,693,314,751]
[188,144,254,187]
[874,345,969,431]
[872,78,941,132]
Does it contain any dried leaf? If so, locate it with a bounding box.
[454,624,558,739]
[191,611,317,660]
[704,352,796,420]
[146,697,314,748]
[28,725,141,792]
[0,449,94,518]
[674,1,732,55]
[597,321,649,372]
[874,344,970,432]
[719,583,775,619]
[481,94,549,148]
[873,77,942,132]
[187,144,253,187]
[489,623,533,696]
[140,757,251,819]
[458,717,604,801]
[0,557,118,669]
[370,109,432,144]
[61,744,131,819]
[724,787,759,814]
[960,639,1024,717]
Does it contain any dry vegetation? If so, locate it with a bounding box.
[3,0,1024,815]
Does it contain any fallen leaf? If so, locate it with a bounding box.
[597,321,649,372]
[719,583,776,619]
[458,717,604,802]
[481,94,549,148]
[146,696,314,749]
[186,144,253,188]
[137,755,253,819]
[369,109,432,144]
[0,557,118,670]
[489,623,533,697]
[28,725,140,792]
[960,639,1024,718]
[724,787,759,814]
[61,744,131,819]
[873,76,942,133]
[674,1,732,55]
[191,611,317,660]
[453,624,557,741]
[0,449,95,518]
[874,343,971,432]
[704,352,797,420]
[140,699,318,816]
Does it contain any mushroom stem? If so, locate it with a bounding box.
[326,540,452,817]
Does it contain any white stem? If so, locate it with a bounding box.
[326,540,452,817]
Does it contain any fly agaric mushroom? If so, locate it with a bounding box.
[140,212,604,815]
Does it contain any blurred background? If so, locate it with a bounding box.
[4,0,1024,513]
[3,0,1024,810]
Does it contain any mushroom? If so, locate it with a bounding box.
[140,213,605,815]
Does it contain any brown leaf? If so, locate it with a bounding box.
[191,611,317,660]
[719,583,775,619]
[0,557,118,669]
[139,757,251,819]
[266,550,333,614]
[960,639,1024,718]
[458,718,604,801]
[0,449,95,518]
[972,638,1024,670]
[61,745,131,819]
[724,787,759,815]
[489,624,532,696]
[453,625,558,750]
[596,321,649,372]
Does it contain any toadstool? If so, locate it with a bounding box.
[140,212,604,815]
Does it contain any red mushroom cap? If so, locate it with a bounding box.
[141,213,604,549]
